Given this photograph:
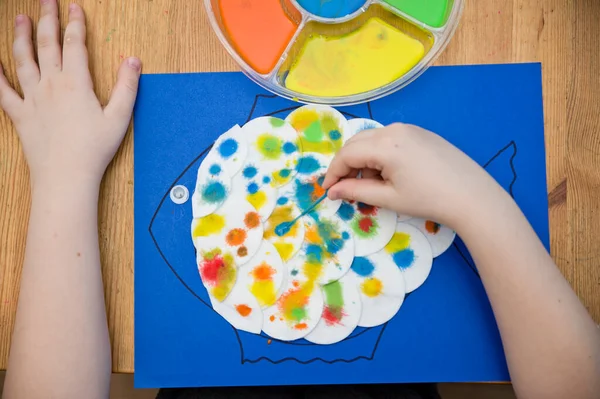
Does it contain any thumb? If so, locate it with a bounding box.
[328,178,399,210]
[104,57,142,124]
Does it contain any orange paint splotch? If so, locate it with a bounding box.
[252,263,276,281]
[226,228,247,246]
[244,211,260,229]
[237,246,248,257]
[235,304,252,317]
[292,280,299,288]
[294,323,308,330]
[267,339,272,345]
[269,315,276,322]
[425,220,441,234]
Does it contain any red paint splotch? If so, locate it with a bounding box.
[235,304,252,317]
[322,306,345,326]
[358,217,374,233]
[357,202,378,216]
[425,220,441,234]
[200,255,225,285]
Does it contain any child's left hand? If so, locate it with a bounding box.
[0,0,141,189]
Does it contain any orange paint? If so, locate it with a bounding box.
[252,262,275,280]
[226,228,247,246]
[244,211,260,229]
[294,323,308,330]
[267,339,272,345]
[269,315,275,322]
[425,220,441,234]
[237,246,248,257]
[219,0,299,74]
[235,304,252,317]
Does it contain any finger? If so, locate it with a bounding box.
[12,15,40,94]
[361,168,381,180]
[328,178,398,210]
[322,140,385,189]
[62,3,90,82]
[0,63,23,118]
[104,58,142,123]
[345,127,378,145]
[37,0,62,75]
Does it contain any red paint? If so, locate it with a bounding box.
[357,202,377,216]
[200,255,225,284]
[322,306,344,326]
[358,217,373,233]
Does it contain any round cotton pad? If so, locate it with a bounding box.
[263,201,306,262]
[304,273,362,345]
[262,256,324,341]
[211,124,248,176]
[209,283,263,334]
[238,240,285,308]
[336,201,396,257]
[286,105,349,160]
[349,251,406,328]
[346,118,384,140]
[196,247,237,302]
[407,218,456,257]
[230,164,279,221]
[192,199,263,266]
[383,222,434,293]
[242,116,302,188]
[300,214,354,285]
[191,154,232,218]
[397,213,413,222]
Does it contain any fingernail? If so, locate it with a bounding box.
[15,15,24,26]
[127,57,141,71]
[69,3,77,12]
[328,191,339,200]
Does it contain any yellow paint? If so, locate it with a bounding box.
[247,190,267,210]
[264,205,299,240]
[385,232,411,254]
[192,214,226,238]
[362,277,383,297]
[288,108,343,156]
[251,280,277,307]
[273,242,294,261]
[285,18,426,97]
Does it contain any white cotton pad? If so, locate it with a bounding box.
[263,201,306,263]
[211,124,248,176]
[230,164,279,222]
[336,201,396,257]
[195,247,238,302]
[279,152,341,217]
[304,273,362,345]
[300,214,354,285]
[238,241,285,308]
[242,116,301,188]
[397,213,413,222]
[406,218,456,257]
[191,154,232,218]
[349,251,406,328]
[346,118,384,141]
[191,199,263,266]
[262,255,324,341]
[285,105,349,160]
[383,222,434,293]
[209,283,263,334]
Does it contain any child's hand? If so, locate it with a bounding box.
[322,123,505,228]
[0,1,141,189]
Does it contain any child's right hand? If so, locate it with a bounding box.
[322,123,508,229]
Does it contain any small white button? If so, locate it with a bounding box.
[170,185,189,205]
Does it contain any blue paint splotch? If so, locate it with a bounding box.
[306,244,323,263]
[351,257,375,277]
[201,181,226,204]
[262,175,271,184]
[328,130,342,140]
[337,202,355,221]
[277,196,289,206]
[393,249,416,269]
[294,180,317,212]
[209,164,221,175]
[283,142,297,154]
[243,166,258,179]
[296,155,322,175]
[247,182,259,194]
[218,138,238,158]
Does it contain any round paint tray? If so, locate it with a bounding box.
[205,0,464,106]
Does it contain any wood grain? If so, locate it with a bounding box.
[0,0,598,373]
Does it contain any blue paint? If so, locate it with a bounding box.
[277,196,289,206]
[243,166,258,179]
[218,138,238,158]
[283,142,297,154]
[295,0,367,19]
[263,176,271,184]
[296,155,321,175]
[337,202,355,221]
[279,168,291,178]
[326,238,344,254]
[209,164,221,175]
[329,130,342,140]
[306,244,323,263]
[393,249,416,269]
[342,231,350,240]
[201,181,226,204]
[294,181,316,212]
[247,182,259,194]
[351,257,375,277]
[274,191,328,237]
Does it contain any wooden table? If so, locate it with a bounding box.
[0,0,599,374]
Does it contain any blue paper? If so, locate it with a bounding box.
[133,63,548,388]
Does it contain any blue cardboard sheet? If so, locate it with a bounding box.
[133,63,548,388]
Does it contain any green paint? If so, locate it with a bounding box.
[351,216,380,239]
[291,306,307,321]
[323,281,344,320]
[304,121,324,143]
[382,0,450,28]
[320,114,342,142]
[105,29,116,42]
[257,134,282,160]
[270,117,285,128]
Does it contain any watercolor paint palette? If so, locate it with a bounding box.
[190,106,456,344]
[205,0,464,105]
